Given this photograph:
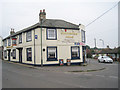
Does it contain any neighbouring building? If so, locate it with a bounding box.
[92,46,120,61]
[0,36,3,59]
[3,9,86,66]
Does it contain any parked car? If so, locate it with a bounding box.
[98,56,113,63]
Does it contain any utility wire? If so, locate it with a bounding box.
[86,3,118,27]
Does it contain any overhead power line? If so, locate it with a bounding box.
[86,3,118,27]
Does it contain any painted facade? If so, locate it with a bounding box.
[3,9,86,66]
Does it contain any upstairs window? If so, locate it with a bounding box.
[19,34,22,44]
[12,38,17,46]
[8,38,11,46]
[12,49,16,59]
[47,29,57,40]
[71,46,80,59]
[27,48,32,61]
[81,30,85,43]
[47,47,57,61]
[4,40,7,47]
[26,31,32,42]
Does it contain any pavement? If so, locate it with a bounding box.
[34,61,106,73]
[3,58,106,73]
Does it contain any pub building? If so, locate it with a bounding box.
[3,9,86,66]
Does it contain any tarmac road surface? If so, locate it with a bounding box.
[2,59,118,88]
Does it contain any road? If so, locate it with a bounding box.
[2,59,118,88]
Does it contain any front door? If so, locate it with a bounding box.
[19,49,22,63]
[82,46,86,63]
[8,50,11,61]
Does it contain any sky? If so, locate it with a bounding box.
[0,0,119,48]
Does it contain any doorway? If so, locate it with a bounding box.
[8,50,11,61]
[82,46,86,63]
[19,49,22,63]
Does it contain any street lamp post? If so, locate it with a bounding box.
[40,18,43,67]
[99,39,104,48]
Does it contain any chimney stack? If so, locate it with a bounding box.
[39,9,46,23]
[10,28,15,35]
[107,45,110,49]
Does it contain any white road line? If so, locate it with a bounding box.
[95,75,105,77]
[84,73,92,76]
[109,76,118,79]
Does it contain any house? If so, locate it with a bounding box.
[93,46,120,61]
[0,36,3,59]
[2,9,86,66]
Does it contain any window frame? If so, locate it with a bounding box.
[46,28,57,40]
[4,40,7,47]
[81,30,86,43]
[12,49,16,59]
[26,31,32,42]
[47,46,57,61]
[12,38,17,46]
[8,38,11,46]
[71,46,80,60]
[26,48,32,61]
[4,50,7,59]
[19,34,22,44]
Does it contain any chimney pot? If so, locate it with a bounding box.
[43,9,45,12]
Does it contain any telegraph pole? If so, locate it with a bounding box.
[94,38,96,48]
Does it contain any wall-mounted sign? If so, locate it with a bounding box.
[35,35,38,39]
[7,46,13,48]
[74,42,85,46]
[61,32,77,35]
[65,36,73,38]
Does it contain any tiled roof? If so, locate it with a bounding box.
[99,48,119,54]
[3,19,79,40]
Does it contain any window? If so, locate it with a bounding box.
[19,34,22,44]
[8,38,11,46]
[12,37,17,46]
[4,40,7,47]
[26,31,32,42]
[81,30,85,43]
[13,49,16,59]
[47,29,57,40]
[27,48,32,61]
[4,50,7,59]
[71,46,80,59]
[47,47,57,61]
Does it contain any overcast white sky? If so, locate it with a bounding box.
[0,0,119,48]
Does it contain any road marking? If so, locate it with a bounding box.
[84,73,92,76]
[109,76,118,79]
[95,75,105,77]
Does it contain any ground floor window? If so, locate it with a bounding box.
[71,46,80,59]
[47,47,57,61]
[27,48,32,61]
[4,50,7,59]
[12,49,16,59]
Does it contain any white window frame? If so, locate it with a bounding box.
[47,47,57,61]
[81,30,85,43]
[26,31,32,42]
[19,34,22,44]
[8,38,11,46]
[47,29,57,40]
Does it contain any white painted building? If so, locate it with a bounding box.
[0,36,3,47]
[3,9,86,66]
